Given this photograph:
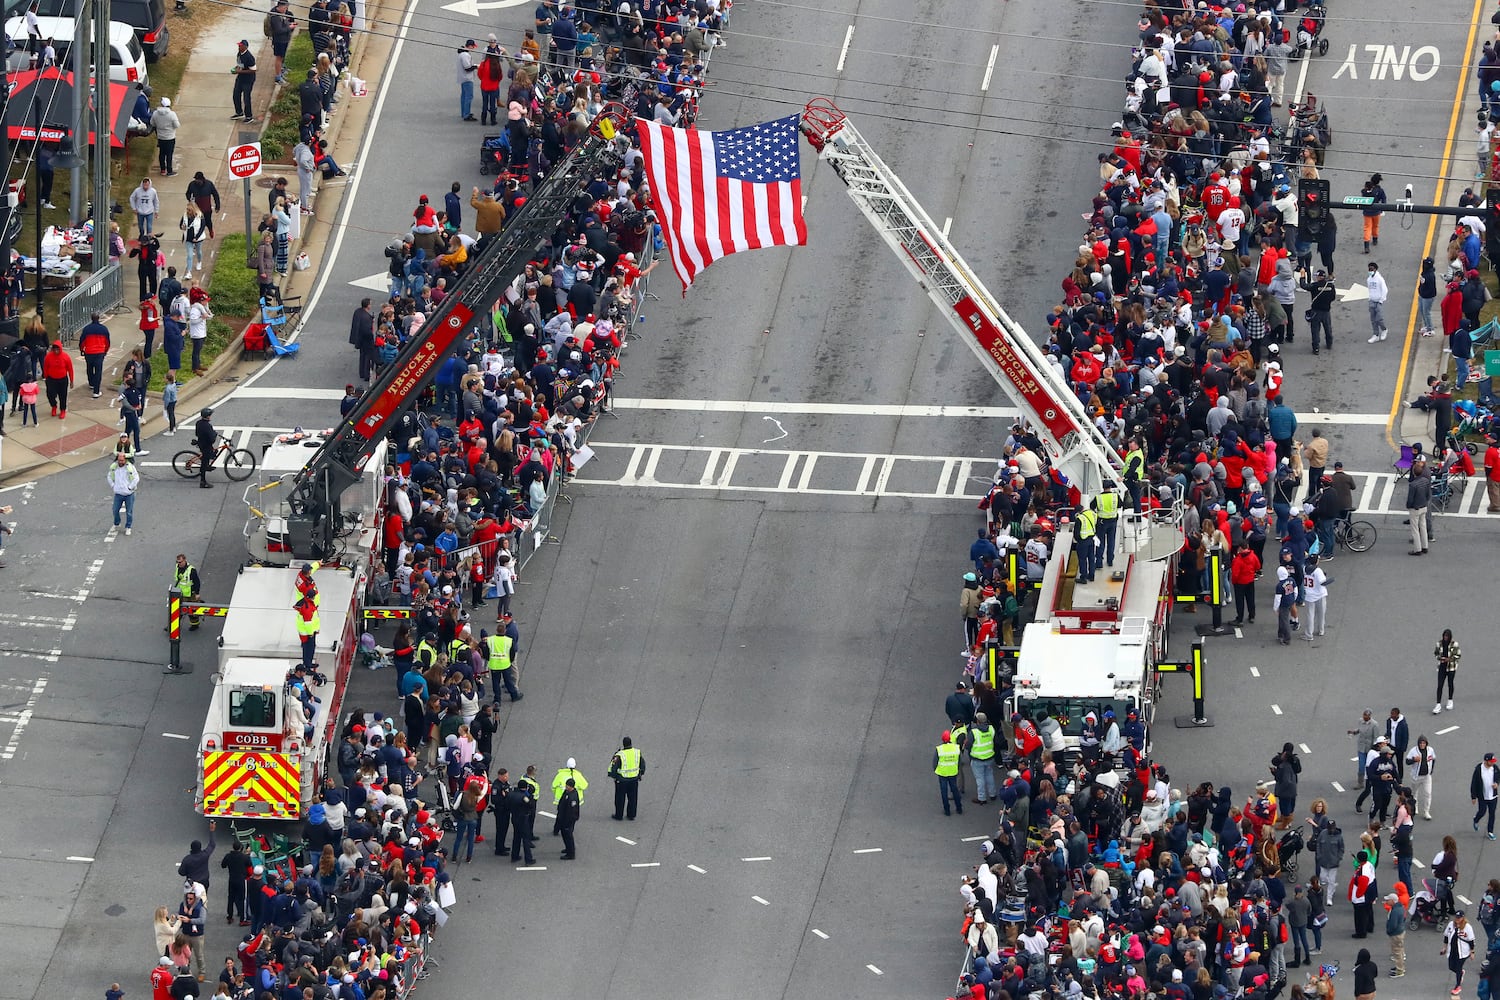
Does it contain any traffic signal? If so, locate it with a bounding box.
[1300,178,1331,239]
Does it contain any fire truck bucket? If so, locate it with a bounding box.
[1122,510,1185,562]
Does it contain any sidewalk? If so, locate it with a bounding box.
[1396,64,1488,448]
[0,2,395,484]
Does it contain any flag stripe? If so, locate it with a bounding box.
[637,114,808,295]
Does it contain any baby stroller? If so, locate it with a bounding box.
[1275,827,1305,879]
[1408,877,1448,929]
[1292,5,1329,58]
[479,134,509,176]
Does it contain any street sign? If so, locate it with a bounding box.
[1343,195,1375,205]
[228,142,263,180]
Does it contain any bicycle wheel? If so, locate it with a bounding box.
[172,449,201,479]
[223,448,258,481]
[1343,520,1376,552]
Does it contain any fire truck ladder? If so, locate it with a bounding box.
[282,107,634,559]
[798,98,1125,501]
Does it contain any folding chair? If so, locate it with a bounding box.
[264,324,300,358]
[1392,444,1416,481]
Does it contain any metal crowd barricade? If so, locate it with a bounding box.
[57,262,123,344]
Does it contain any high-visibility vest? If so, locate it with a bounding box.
[517,774,540,799]
[446,638,469,662]
[935,743,960,777]
[615,747,641,779]
[1077,509,1098,539]
[970,725,996,761]
[1096,492,1119,519]
[486,635,513,671]
[296,610,320,637]
[949,722,968,753]
[415,640,437,668]
[1124,448,1145,482]
[174,563,196,596]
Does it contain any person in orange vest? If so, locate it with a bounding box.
[294,594,319,669]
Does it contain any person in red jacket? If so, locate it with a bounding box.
[1230,539,1261,626]
[139,297,161,358]
[40,339,74,418]
[1441,280,1465,343]
[78,311,111,397]
[1012,712,1043,766]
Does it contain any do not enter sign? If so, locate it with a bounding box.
[228,142,263,180]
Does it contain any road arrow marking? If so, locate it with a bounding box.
[441,0,532,14]
[349,271,390,293]
[1336,282,1370,303]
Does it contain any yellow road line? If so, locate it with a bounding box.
[1388,0,1488,449]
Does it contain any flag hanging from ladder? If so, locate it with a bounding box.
[636,114,808,295]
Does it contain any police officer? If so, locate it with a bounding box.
[482,628,522,704]
[557,778,580,860]
[489,767,512,855]
[508,780,536,866]
[173,552,203,632]
[1095,486,1121,567]
[550,757,587,835]
[610,737,644,820]
[948,716,970,799]
[1122,438,1147,510]
[194,407,217,488]
[934,729,963,816]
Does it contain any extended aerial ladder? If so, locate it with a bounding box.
[799,99,1129,506]
[279,107,634,560]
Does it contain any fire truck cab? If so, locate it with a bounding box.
[196,565,362,819]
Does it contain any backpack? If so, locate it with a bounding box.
[1481,893,1497,927]
[263,13,272,36]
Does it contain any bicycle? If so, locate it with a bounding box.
[172,438,257,482]
[1332,515,1375,552]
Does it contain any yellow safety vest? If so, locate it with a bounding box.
[1096,492,1119,519]
[446,638,469,662]
[486,635,513,671]
[935,743,960,777]
[518,774,540,799]
[174,563,196,596]
[296,610,320,637]
[1124,448,1145,482]
[1077,509,1098,540]
[949,723,969,753]
[415,640,437,668]
[552,767,587,804]
[970,725,996,761]
[614,747,641,779]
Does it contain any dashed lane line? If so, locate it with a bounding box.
[752,895,770,906]
[1332,781,1346,792]
[615,836,637,845]
[687,864,707,874]
[1436,725,1460,735]
[0,676,47,760]
[630,862,659,868]
[741,856,772,862]
[811,929,829,940]
[866,965,884,976]
[852,848,883,854]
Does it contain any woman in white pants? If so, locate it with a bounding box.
[1407,735,1437,820]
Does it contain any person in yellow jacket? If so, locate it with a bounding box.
[551,757,587,835]
[933,730,963,816]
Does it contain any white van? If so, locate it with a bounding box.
[4,16,149,87]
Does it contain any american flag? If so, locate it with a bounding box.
[637,114,808,294]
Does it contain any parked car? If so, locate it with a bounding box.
[28,0,167,62]
[5,16,149,85]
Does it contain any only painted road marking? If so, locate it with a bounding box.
[1300,743,1312,754]
[1332,781,1346,792]
[1272,704,1283,715]
[852,848,883,854]
[162,732,190,740]
[867,965,884,976]
[752,895,770,906]
[1436,725,1460,735]
[631,862,659,868]
[741,856,772,862]
[616,836,637,845]
[687,864,707,874]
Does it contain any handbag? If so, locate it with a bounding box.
[294,251,311,271]
[484,583,499,599]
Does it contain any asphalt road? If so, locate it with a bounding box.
[0,0,1494,997]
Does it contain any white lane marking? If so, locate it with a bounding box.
[741,856,773,862]
[942,217,953,238]
[866,965,884,976]
[615,836,637,845]
[216,0,420,405]
[1234,627,1243,639]
[1459,894,1474,906]
[515,866,547,871]
[752,895,770,906]
[1332,781,1346,792]
[1250,666,1261,677]
[687,864,707,874]
[630,862,659,868]
[537,810,556,818]
[1436,725,1460,735]
[836,25,854,72]
[811,928,829,940]
[1300,743,1312,754]
[981,43,999,91]
[606,398,1394,423]
[0,676,45,760]
[960,835,988,842]
[228,387,345,400]
[0,481,36,493]
[1413,859,1426,869]
[1272,704,1283,715]
[162,732,191,740]
[66,855,94,862]
[852,848,883,854]
[1293,40,1312,103]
